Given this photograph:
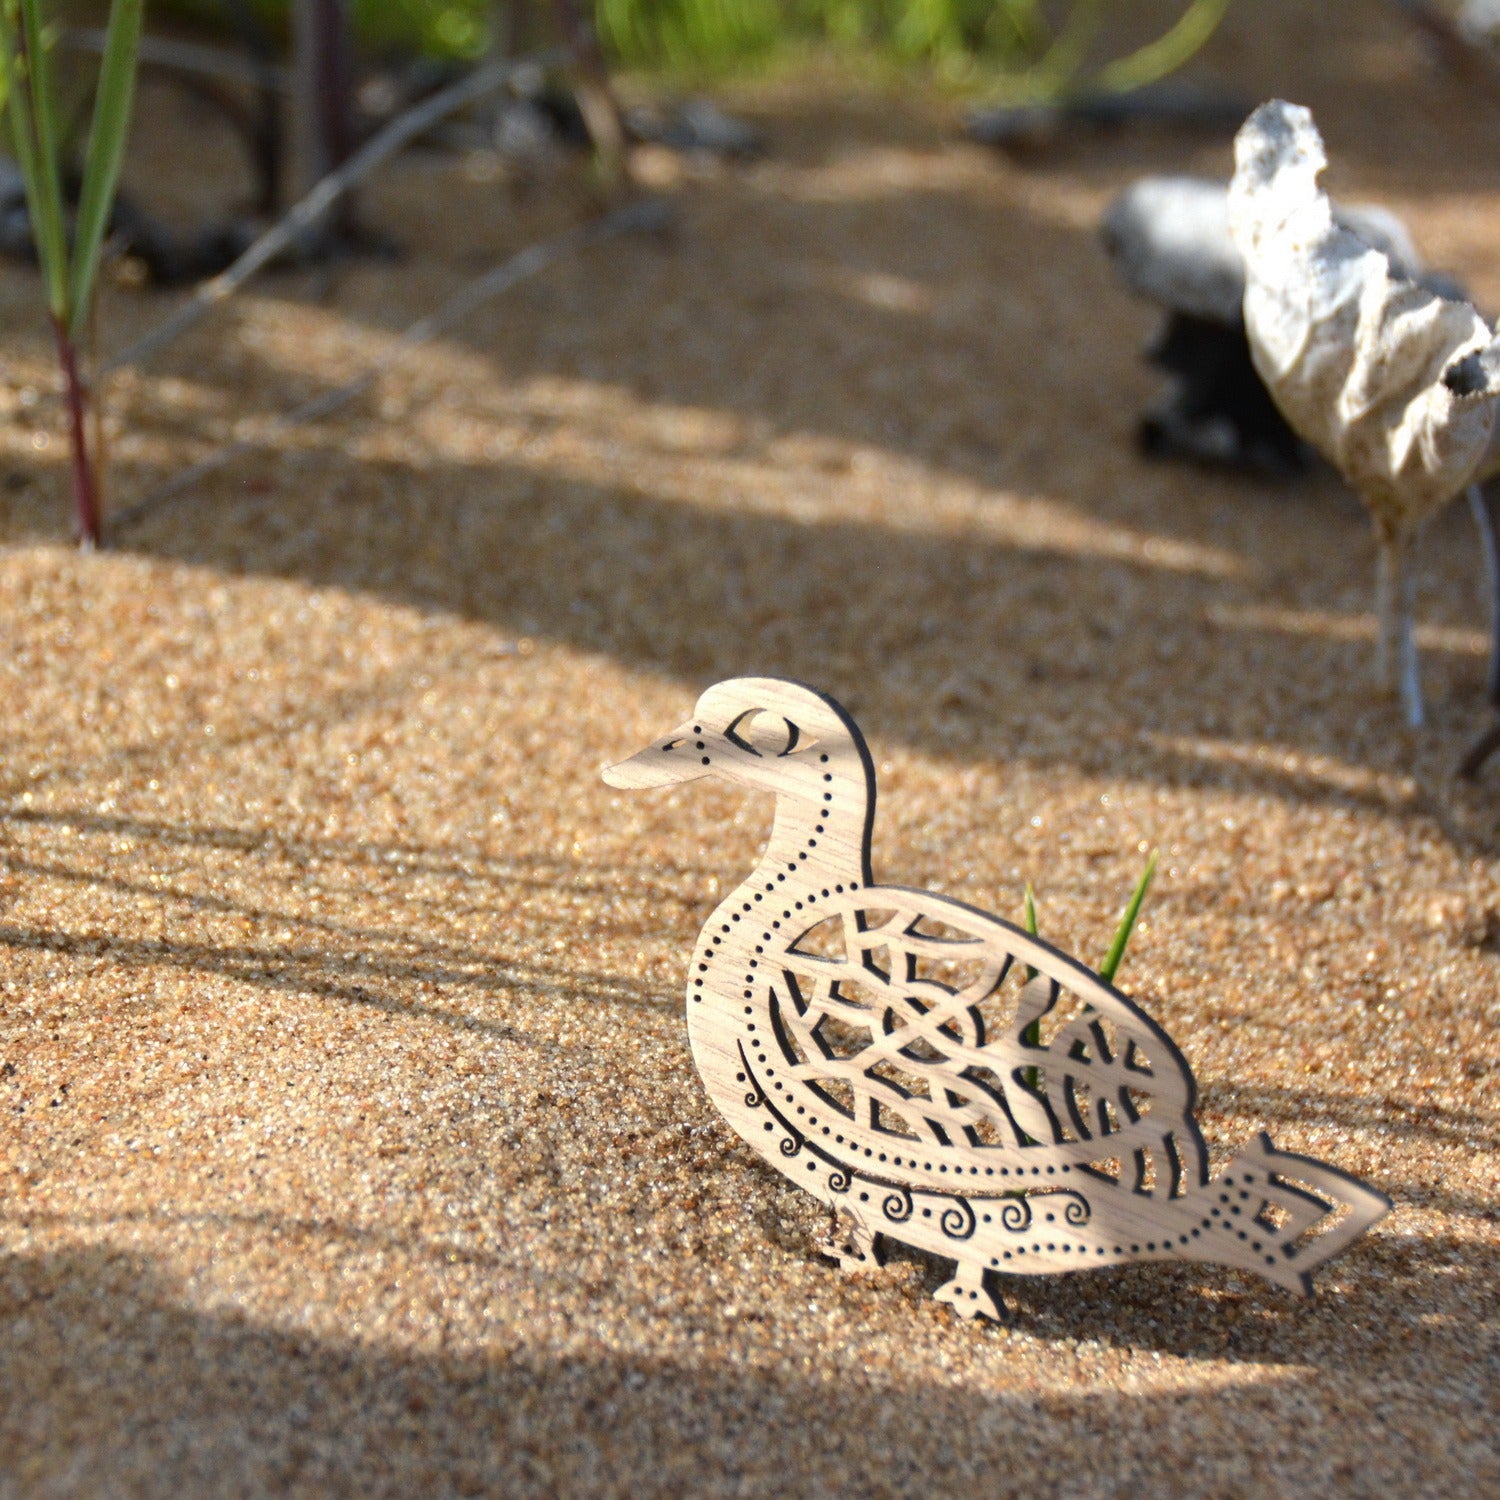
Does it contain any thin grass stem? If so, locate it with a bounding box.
[66,0,141,339]
[1095,0,1231,95]
[1021,882,1040,1087]
[1099,851,1158,985]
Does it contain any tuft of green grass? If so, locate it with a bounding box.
[1098,847,1157,985]
[150,2,1231,94]
[1,0,142,546]
[1020,849,1157,989]
[592,0,1232,91]
[1016,849,1157,1103]
[1094,0,1230,95]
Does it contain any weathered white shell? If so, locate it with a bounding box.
[1228,100,1500,542]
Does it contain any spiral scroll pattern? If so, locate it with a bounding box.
[999,1197,1033,1232]
[940,1198,976,1241]
[883,1187,914,1224]
[1064,1197,1091,1227]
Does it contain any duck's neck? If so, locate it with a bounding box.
[686,770,874,1099]
[745,772,874,902]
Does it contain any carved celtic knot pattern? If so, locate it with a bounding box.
[771,892,1201,1198]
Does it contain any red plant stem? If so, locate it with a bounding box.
[52,318,102,549]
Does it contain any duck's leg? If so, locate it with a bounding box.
[1376,533,1425,728]
[818,1208,884,1273]
[933,1259,1005,1322]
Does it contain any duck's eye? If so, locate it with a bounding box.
[779,724,820,757]
[725,711,819,758]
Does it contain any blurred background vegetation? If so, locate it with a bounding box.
[147,1,1231,95]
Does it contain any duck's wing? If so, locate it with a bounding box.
[772,884,1208,1199]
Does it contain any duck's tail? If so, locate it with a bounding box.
[1180,1132,1392,1296]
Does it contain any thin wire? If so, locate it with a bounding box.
[108,197,670,535]
[64,26,291,93]
[101,45,574,379]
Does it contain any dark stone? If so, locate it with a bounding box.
[968,82,1250,152]
[1137,312,1311,477]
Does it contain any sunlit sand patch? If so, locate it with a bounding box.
[1206,602,1488,657]
[749,144,1000,204]
[825,266,935,315]
[1141,733,1417,807]
[360,375,1251,578]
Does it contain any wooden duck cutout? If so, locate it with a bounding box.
[603,678,1390,1320]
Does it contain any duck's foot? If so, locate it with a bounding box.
[818,1212,884,1274]
[934,1262,1005,1323]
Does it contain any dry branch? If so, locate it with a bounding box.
[109,196,669,534]
[103,45,573,379]
[64,26,290,92]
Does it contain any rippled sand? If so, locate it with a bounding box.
[0,4,1496,1494]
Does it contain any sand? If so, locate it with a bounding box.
[0,3,1497,1494]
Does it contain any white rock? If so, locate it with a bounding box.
[1103,177,1247,324]
[1461,0,1500,44]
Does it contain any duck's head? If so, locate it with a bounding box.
[601,677,873,806]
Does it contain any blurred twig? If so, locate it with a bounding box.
[63,26,290,92]
[108,196,671,535]
[102,44,573,378]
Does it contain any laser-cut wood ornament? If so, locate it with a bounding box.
[603,678,1391,1321]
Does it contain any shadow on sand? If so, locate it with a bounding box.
[0,1230,1493,1494]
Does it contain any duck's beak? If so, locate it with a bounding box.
[601,724,710,789]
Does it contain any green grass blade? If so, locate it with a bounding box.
[66,0,142,339]
[1099,850,1158,984]
[0,6,19,124]
[4,3,64,318]
[1020,882,1040,1063]
[18,0,67,316]
[1022,881,1038,980]
[15,0,68,320]
[1094,0,1231,95]
[1011,0,1101,101]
